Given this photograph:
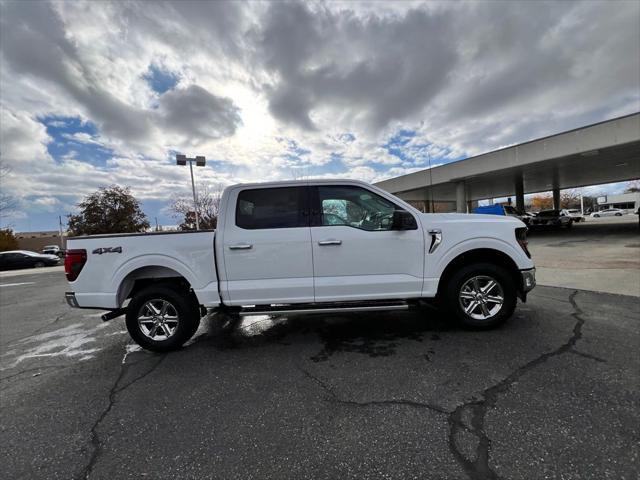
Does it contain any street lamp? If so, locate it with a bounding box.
[176,154,206,230]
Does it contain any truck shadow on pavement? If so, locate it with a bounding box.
[190,306,462,361]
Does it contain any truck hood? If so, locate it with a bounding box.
[419,212,526,227]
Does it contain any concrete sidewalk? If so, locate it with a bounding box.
[528,215,640,297]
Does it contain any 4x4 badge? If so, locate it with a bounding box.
[92,247,122,255]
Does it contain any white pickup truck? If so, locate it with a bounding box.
[65,179,535,351]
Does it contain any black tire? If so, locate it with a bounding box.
[442,262,517,329]
[615,213,622,216]
[125,284,201,352]
[33,261,45,268]
[593,214,600,218]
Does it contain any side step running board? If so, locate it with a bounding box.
[238,303,409,317]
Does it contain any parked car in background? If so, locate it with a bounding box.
[561,209,585,222]
[42,245,63,256]
[0,250,61,270]
[528,210,573,229]
[521,212,537,226]
[591,208,625,217]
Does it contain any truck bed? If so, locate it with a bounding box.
[66,230,219,309]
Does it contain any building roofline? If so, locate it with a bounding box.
[375,111,640,184]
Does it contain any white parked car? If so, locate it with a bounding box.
[42,245,62,256]
[561,209,585,222]
[64,179,536,351]
[591,208,625,217]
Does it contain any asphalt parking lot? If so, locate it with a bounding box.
[1,269,638,479]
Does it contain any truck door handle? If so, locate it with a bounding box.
[229,244,253,250]
[318,239,342,246]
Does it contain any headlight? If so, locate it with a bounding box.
[515,227,531,258]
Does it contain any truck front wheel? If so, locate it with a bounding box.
[125,285,200,352]
[443,263,517,329]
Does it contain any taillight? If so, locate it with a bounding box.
[515,227,531,258]
[64,249,87,281]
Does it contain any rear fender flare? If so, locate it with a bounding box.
[111,255,200,304]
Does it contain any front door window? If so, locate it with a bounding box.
[316,185,399,231]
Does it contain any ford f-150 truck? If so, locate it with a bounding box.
[64,179,536,351]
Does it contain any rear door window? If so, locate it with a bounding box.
[235,187,308,229]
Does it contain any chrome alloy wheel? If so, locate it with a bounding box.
[458,275,505,321]
[137,299,180,340]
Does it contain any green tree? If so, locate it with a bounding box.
[67,186,150,236]
[0,228,19,251]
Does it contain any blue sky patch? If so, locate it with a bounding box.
[278,138,311,163]
[383,129,418,161]
[338,132,356,143]
[40,116,115,166]
[143,64,180,94]
[382,129,464,168]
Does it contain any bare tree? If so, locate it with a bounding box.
[560,189,582,209]
[289,167,310,180]
[531,189,582,211]
[169,183,224,230]
[0,158,17,220]
[624,179,640,193]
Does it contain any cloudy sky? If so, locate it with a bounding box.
[1,0,638,231]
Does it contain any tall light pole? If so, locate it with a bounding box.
[176,154,206,230]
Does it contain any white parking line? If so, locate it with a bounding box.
[0,265,65,278]
[0,282,36,287]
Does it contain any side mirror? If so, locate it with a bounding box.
[392,210,417,230]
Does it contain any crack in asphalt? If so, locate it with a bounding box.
[300,290,590,480]
[77,347,166,480]
[447,290,587,480]
[570,349,606,363]
[297,365,451,415]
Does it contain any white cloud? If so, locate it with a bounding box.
[0,0,638,229]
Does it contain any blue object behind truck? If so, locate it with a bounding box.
[474,204,507,215]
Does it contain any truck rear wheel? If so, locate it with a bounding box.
[443,262,516,329]
[125,285,200,352]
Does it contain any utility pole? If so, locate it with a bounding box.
[176,154,206,230]
[58,216,64,249]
